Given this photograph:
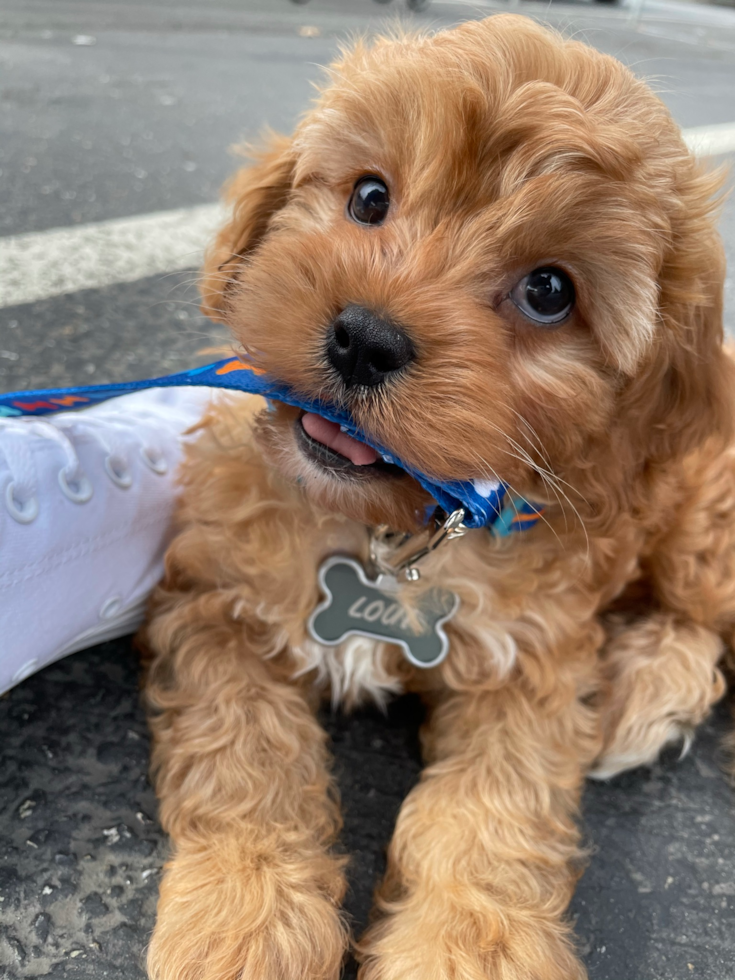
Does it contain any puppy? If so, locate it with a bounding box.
[141,15,735,980]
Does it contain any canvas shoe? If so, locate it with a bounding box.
[0,386,217,695]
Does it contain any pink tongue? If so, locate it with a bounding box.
[302,413,378,466]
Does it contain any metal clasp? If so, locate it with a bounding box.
[370,507,468,583]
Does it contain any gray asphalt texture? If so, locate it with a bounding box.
[1,2,735,978]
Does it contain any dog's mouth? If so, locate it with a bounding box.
[295,412,404,479]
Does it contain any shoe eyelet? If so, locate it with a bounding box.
[5,482,39,524]
[58,468,93,504]
[141,447,168,475]
[104,456,133,489]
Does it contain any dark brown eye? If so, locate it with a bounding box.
[348,177,390,225]
[510,267,575,326]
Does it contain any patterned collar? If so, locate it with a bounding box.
[0,357,544,535]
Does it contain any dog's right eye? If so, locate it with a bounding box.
[348,177,390,226]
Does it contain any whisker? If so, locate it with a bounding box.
[508,408,554,470]
[496,445,572,533]
[467,447,568,551]
[463,415,591,565]
[497,443,590,563]
[488,416,590,507]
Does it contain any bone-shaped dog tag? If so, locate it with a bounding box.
[308,557,459,669]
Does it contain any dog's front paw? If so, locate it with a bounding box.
[594,616,725,779]
[358,904,586,980]
[147,837,347,980]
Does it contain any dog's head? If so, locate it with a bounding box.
[201,15,730,533]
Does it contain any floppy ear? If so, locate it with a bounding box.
[200,133,295,321]
[623,162,734,463]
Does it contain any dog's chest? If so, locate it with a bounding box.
[284,536,525,707]
[290,596,520,707]
[291,632,405,707]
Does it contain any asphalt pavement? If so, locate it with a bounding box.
[1,1,735,978]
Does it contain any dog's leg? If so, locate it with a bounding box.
[622,445,735,778]
[143,621,347,980]
[358,683,599,980]
[593,614,725,779]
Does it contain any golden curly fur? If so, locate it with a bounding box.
[140,15,735,979]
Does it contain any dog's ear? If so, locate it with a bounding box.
[625,163,734,462]
[200,133,295,321]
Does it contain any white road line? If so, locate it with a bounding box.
[0,203,223,310]
[682,122,735,158]
[0,122,732,311]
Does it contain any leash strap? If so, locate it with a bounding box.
[0,357,542,533]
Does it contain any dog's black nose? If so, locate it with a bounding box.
[326,305,414,388]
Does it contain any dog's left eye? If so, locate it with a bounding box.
[509,267,575,326]
[348,177,390,225]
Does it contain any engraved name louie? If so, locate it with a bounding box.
[347,596,420,631]
[308,557,460,669]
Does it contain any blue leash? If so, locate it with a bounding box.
[0,357,542,535]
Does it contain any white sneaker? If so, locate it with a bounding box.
[0,386,216,695]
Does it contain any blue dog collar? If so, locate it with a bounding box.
[0,357,543,535]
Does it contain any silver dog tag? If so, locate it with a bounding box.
[308,556,459,669]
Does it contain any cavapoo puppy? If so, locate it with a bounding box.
[141,14,735,980]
